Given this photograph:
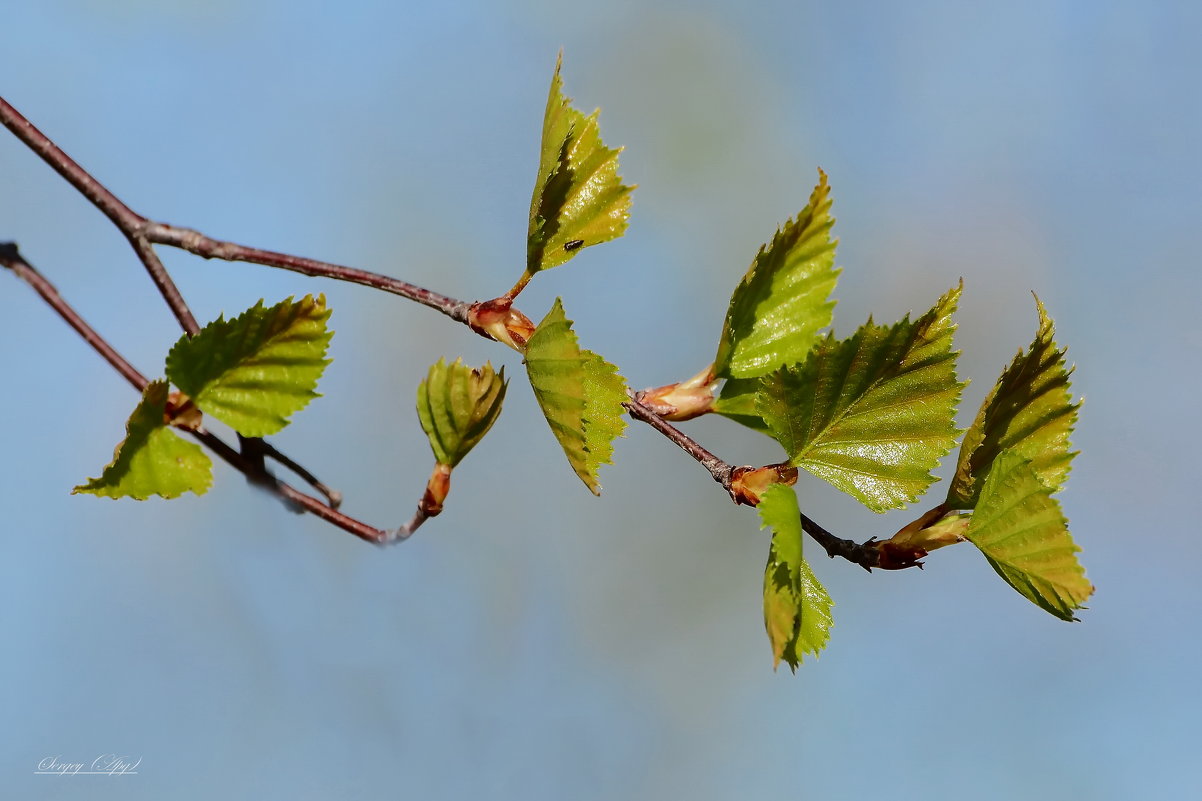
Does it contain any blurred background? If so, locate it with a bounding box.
[2,1,1199,798]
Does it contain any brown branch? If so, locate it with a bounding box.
[0,243,149,391]
[0,98,143,231]
[0,94,463,329]
[622,393,734,491]
[799,515,882,572]
[127,233,199,335]
[247,439,343,509]
[2,94,900,567]
[142,222,470,323]
[0,97,199,335]
[189,427,389,544]
[0,96,465,326]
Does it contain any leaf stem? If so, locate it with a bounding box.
[503,270,533,301]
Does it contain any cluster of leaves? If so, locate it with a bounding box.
[76,295,332,499]
[73,54,1090,670]
[705,174,1087,666]
[497,55,1090,668]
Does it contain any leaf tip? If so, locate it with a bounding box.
[1031,292,1055,336]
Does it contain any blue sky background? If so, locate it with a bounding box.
[2,1,1200,798]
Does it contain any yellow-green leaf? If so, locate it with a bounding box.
[948,297,1078,509]
[74,380,212,500]
[759,484,834,670]
[165,295,332,437]
[524,298,627,494]
[966,451,1092,620]
[757,284,965,512]
[524,53,634,282]
[416,358,507,467]
[714,170,840,380]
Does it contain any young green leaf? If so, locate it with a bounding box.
[947,297,1078,509]
[165,295,332,438]
[416,358,507,467]
[524,298,627,495]
[965,450,1092,620]
[74,380,212,500]
[759,484,834,670]
[523,53,634,284]
[757,283,964,512]
[714,170,840,380]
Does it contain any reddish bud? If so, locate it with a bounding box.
[874,504,970,569]
[164,390,203,431]
[729,463,799,506]
[636,366,718,421]
[467,298,536,352]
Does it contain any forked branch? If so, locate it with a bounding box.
[2,93,904,568]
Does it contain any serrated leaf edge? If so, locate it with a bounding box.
[524,298,627,494]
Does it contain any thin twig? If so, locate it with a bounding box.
[0,98,143,230]
[798,515,881,572]
[188,427,388,543]
[0,93,461,325]
[381,463,450,544]
[142,222,470,323]
[0,97,200,335]
[385,509,429,544]
[622,393,734,490]
[0,243,148,391]
[127,234,199,335]
[249,439,343,509]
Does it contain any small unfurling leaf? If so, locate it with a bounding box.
[416,358,507,467]
[948,297,1078,509]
